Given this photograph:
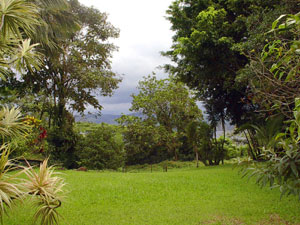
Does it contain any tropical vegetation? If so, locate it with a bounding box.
[0,0,299,223]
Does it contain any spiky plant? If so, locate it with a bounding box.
[0,145,23,224]
[24,159,65,225]
[0,106,30,224]
[0,106,31,141]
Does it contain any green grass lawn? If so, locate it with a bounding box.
[4,164,300,225]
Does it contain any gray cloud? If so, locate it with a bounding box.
[80,0,174,115]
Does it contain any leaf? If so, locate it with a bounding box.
[290,161,298,177]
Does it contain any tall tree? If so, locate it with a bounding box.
[22,0,121,128]
[163,0,298,127]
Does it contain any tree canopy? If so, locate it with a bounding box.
[164,0,298,126]
[24,0,121,127]
[119,75,203,161]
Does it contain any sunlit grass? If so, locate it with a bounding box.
[4,164,300,225]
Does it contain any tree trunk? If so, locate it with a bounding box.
[247,129,259,159]
[221,115,226,165]
[195,150,199,168]
[174,148,178,161]
[48,112,52,128]
[243,130,256,160]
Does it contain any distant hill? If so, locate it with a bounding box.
[74,113,142,124]
[75,113,234,132]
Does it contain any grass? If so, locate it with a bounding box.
[3,163,300,225]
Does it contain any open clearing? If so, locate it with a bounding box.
[4,164,300,225]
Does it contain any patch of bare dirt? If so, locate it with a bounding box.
[200,215,244,225]
[258,214,299,225]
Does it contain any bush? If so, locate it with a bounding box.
[223,138,247,159]
[76,124,125,170]
[243,98,300,198]
[47,124,79,169]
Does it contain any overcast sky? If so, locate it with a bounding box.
[79,0,174,115]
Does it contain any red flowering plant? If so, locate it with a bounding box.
[22,116,48,154]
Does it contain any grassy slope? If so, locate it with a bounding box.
[4,165,300,225]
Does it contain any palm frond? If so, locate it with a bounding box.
[12,39,43,73]
[0,0,40,40]
[33,0,68,11]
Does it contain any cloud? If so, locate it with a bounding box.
[79,0,174,114]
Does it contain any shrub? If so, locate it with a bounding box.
[223,138,246,159]
[76,124,125,170]
[47,125,79,169]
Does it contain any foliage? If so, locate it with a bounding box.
[221,138,245,160]
[243,98,300,199]
[185,120,229,166]
[24,158,65,225]
[5,0,123,167]
[0,146,22,222]
[47,122,79,169]
[246,12,300,118]
[186,121,201,167]
[0,106,30,141]
[7,115,48,158]
[0,106,65,225]
[0,1,68,223]
[128,75,202,161]
[239,12,300,198]
[118,116,170,165]
[236,115,284,160]
[21,0,121,129]
[164,0,298,127]
[76,124,124,170]
[0,0,43,78]
[74,122,103,135]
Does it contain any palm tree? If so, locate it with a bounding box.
[29,0,79,51]
[0,0,43,78]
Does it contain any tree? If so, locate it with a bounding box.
[236,115,285,160]
[195,120,223,166]
[246,12,300,119]
[23,0,121,128]
[118,115,170,165]
[129,75,203,161]
[163,0,298,128]
[186,121,201,167]
[7,0,122,166]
